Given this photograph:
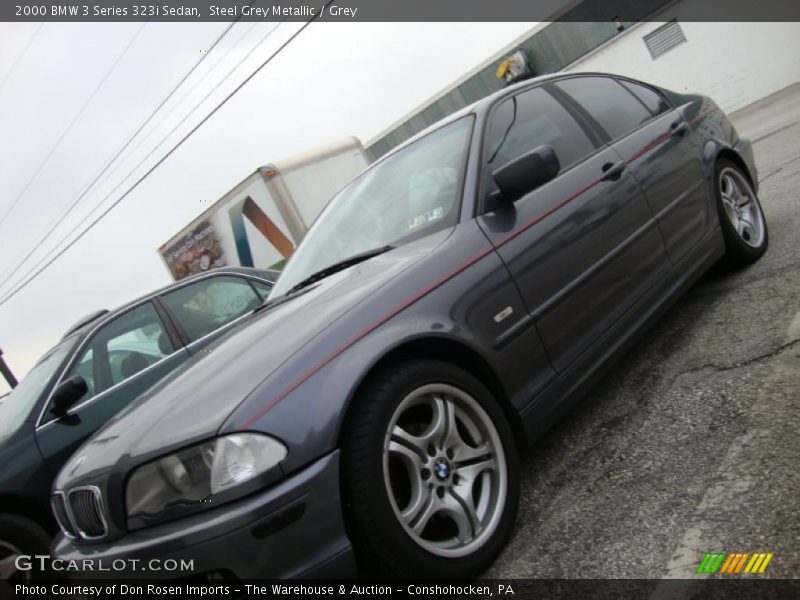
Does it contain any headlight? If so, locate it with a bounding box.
[126,434,286,524]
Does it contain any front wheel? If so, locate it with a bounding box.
[715,160,768,266]
[0,514,51,583]
[341,360,519,578]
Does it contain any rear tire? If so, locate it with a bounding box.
[341,360,519,578]
[715,159,768,267]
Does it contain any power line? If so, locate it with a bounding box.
[93,20,260,196]
[0,18,282,299]
[0,9,326,308]
[0,23,147,228]
[0,22,45,94]
[0,17,248,295]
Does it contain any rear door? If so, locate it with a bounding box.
[476,84,670,372]
[36,301,188,474]
[552,75,709,262]
[159,274,265,355]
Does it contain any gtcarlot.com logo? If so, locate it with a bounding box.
[13,555,194,573]
[697,551,774,574]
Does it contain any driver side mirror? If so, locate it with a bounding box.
[492,145,560,202]
[50,375,88,417]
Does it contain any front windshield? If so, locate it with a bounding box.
[0,337,77,442]
[270,116,475,297]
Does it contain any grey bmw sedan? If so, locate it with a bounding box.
[51,73,765,579]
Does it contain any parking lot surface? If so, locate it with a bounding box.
[487,84,800,579]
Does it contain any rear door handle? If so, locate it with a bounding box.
[671,121,689,136]
[601,160,626,181]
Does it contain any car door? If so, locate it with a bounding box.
[159,275,265,355]
[36,301,189,474]
[552,75,709,263]
[476,84,670,373]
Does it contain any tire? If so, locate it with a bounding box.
[341,360,520,578]
[0,514,51,582]
[715,159,768,267]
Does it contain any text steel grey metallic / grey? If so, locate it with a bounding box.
[51,73,766,580]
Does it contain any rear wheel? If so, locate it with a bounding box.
[715,160,768,266]
[341,360,519,578]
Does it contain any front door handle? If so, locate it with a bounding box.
[601,160,626,181]
[671,121,689,136]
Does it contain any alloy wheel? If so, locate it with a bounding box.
[382,383,507,558]
[719,167,765,248]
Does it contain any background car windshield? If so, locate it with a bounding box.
[270,116,474,298]
[0,337,77,442]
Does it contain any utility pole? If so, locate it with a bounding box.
[0,347,17,389]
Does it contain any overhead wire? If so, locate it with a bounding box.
[0,22,148,228]
[0,16,252,295]
[0,5,327,308]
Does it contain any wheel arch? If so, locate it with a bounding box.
[715,147,755,186]
[337,335,528,454]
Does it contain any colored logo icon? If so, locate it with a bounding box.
[697,552,774,574]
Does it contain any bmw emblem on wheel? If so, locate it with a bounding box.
[434,459,451,480]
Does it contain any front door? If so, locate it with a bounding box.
[36,301,189,474]
[476,84,670,373]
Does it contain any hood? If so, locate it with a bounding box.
[55,233,446,488]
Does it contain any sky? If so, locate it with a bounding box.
[0,21,536,391]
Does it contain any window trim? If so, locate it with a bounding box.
[36,299,179,429]
[159,274,265,346]
[476,82,606,216]
[551,74,673,145]
[35,271,274,429]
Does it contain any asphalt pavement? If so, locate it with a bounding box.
[487,84,800,580]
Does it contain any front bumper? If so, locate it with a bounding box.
[52,451,356,579]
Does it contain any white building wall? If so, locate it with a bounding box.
[564,3,800,113]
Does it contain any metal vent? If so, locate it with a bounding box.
[51,492,76,539]
[643,21,687,60]
[67,487,108,539]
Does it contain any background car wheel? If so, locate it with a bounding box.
[0,514,51,582]
[715,159,768,267]
[341,360,520,578]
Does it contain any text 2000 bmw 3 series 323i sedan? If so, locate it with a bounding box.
[52,73,765,579]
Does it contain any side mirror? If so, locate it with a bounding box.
[492,145,560,202]
[50,375,88,417]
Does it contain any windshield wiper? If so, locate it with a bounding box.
[285,245,394,296]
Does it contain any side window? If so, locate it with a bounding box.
[65,303,175,405]
[250,279,273,301]
[486,86,596,174]
[554,76,653,140]
[161,276,261,343]
[619,80,670,116]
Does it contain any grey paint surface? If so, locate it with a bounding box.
[487,83,800,579]
[52,73,759,578]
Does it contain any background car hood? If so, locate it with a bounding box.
[55,232,447,488]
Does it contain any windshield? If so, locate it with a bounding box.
[0,337,78,442]
[270,116,474,298]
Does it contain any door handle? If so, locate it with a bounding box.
[601,160,626,181]
[671,121,689,136]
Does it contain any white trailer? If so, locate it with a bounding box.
[158,138,369,280]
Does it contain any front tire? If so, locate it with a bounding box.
[341,360,519,578]
[0,514,51,583]
[715,159,768,266]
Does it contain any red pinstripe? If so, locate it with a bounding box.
[238,106,718,429]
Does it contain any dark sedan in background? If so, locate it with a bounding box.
[51,73,765,580]
[0,267,276,581]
